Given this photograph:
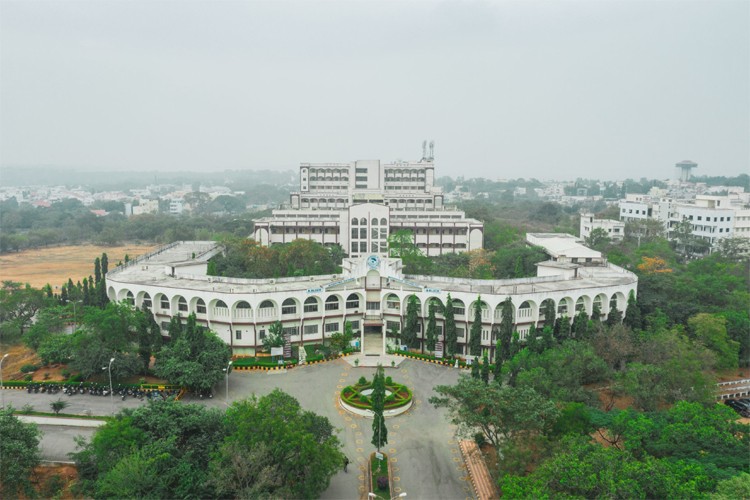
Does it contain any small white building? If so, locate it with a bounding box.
[580,213,625,241]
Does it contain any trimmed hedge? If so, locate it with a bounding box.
[232,357,297,368]
[393,351,478,369]
[341,382,412,410]
[1,380,181,390]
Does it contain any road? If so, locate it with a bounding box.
[4,358,475,499]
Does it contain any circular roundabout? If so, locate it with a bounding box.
[339,376,413,418]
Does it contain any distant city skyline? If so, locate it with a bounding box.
[1,1,747,180]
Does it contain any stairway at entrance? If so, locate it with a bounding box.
[363,332,383,355]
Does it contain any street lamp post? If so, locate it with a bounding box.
[0,353,9,410]
[104,357,115,415]
[223,360,233,406]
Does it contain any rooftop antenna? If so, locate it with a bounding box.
[421,140,427,161]
[429,140,434,161]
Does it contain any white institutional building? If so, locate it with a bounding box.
[106,234,637,361]
[619,193,750,247]
[252,157,484,257]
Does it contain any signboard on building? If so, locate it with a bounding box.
[435,342,444,359]
[271,347,283,356]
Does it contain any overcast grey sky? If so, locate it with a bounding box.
[1,0,747,181]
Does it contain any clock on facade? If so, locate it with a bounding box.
[367,255,380,269]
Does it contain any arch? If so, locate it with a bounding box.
[325,295,340,311]
[303,296,320,313]
[346,293,361,310]
[610,292,627,311]
[371,218,378,226]
[403,294,422,315]
[380,218,387,225]
[172,295,188,314]
[593,293,607,316]
[575,296,591,314]
[154,293,169,311]
[125,290,135,306]
[138,292,152,310]
[360,217,367,225]
[425,297,444,316]
[351,218,358,226]
[517,299,537,321]
[557,297,573,317]
[211,299,229,318]
[470,299,490,321]
[194,298,207,315]
[451,298,466,316]
[258,299,277,319]
[107,286,117,302]
[281,298,298,315]
[233,300,252,320]
[383,293,401,311]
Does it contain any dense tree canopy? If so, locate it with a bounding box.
[0,410,41,498]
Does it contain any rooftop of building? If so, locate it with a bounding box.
[107,241,635,297]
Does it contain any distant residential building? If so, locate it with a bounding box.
[579,213,625,241]
[618,193,750,249]
[169,199,185,215]
[132,199,160,216]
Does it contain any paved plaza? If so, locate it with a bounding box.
[3,358,475,499]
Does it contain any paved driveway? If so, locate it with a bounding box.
[4,358,474,499]
[186,358,473,500]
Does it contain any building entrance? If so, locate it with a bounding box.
[362,325,384,355]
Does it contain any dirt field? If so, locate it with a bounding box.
[0,244,158,289]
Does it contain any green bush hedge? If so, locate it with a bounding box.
[340,382,412,410]
[232,357,297,368]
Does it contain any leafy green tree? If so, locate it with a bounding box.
[688,313,739,370]
[624,290,642,330]
[371,365,388,452]
[444,294,457,357]
[585,227,611,249]
[22,305,66,349]
[218,389,343,499]
[481,355,490,384]
[402,295,420,350]
[469,296,483,357]
[471,359,480,379]
[426,302,437,352]
[571,309,589,338]
[591,301,602,322]
[136,307,162,373]
[0,281,46,341]
[542,299,556,329]
[498,297,514,362]
[556,314,572,340]
[493,338,503,383]
[430,376,558,451]
[606,303,622,327]
[0,409,41,498]
[262,320,285,351]
[711,473,750,500]
[329,322,353,354]
[154,313,232,391]
[73,400,226,498]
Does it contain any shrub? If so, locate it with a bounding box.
[377,476,388,489]
[69,374,83,382]
[43,372,50,380]
[358,376,367,386]
[24,374,33,381]
[60,368,71,379]
[20,404,34,414]
[385,376,393,385]
[20,364,38,373]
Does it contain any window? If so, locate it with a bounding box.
[381,218,387,225]
[350,320,360,330]
[161,321,170,330]
[196,299,206,314]
[351,218,358,225]
[235,330,242,340]
[351,228,358,239]
[258,330,266,340]
[360,228,367,239]
[304,297,318,313]
[360,218,367,225]
[325,296,340,311]
[160,296,170,309]
[386,295,400,310]
[347,294,359,309]
[142,294,152,309]
[282,326,297,337]
[366,301,380,310]
[454,306,465,316]
[360,242,367,252]
[325,322,340,333]
[372,218,378,226]
[303,324,318,335]
[351,242,358,253]
[282,299,296,315]
[386,320,400,332]
[456,327,465,338]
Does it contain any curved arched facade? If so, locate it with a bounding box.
[107,240,638,359]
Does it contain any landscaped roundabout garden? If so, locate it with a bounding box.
[339,375,413,417]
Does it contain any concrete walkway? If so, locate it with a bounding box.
[345,353,406,368]
[18,415,106,427]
